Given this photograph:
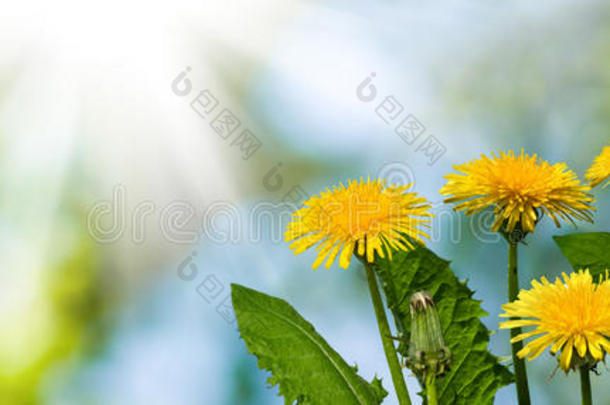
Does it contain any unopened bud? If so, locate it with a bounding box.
[406,292,451,379]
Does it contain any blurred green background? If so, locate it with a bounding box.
[1,0,608,404]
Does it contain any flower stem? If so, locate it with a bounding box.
[364,262,412,405]
[507,241,531,405]
[425,374,438,405]
[579,368,592,405]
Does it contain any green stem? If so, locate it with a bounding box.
[425,374,438,405]
[579,368,592,405]
[508,241,531,405]
[364,262,412,405]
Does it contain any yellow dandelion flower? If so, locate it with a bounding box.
[500,270,610,372]
[585,146,610,188]
[285,178,432,269]
[439,150,594,233]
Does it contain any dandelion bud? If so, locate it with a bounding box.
[406,292,451,379]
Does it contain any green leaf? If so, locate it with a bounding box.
[373,245,513,405]
[231,283,387,405]
[553,232,610,281]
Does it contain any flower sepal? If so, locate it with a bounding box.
[553,351,605,375]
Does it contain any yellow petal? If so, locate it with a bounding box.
[574,334,587,358]
[338,240,355,269]
[559,340,574,372]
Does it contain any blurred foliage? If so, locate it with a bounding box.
[0,177,117,404]
[0,239,101,404]
[224,355,259,405]
[442,2,610,156]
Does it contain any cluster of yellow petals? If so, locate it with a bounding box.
[500,270,610,372]
[439,150,594,233]
[586,146,610,189]
[284,178,432,269]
